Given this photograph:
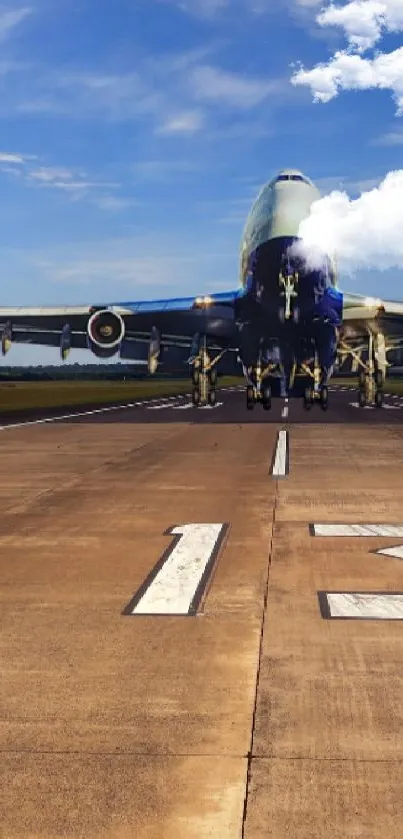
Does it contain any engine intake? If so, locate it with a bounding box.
[87,309,125,358]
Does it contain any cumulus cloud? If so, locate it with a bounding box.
[291,0,403,112]
[292,46,403,114]
[290,170,403,275]
[317,0,403,52]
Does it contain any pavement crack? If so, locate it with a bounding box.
[241,477,278,836]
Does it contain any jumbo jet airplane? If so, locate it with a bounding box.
[2,167,403,410]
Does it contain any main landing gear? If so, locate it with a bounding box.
[190,339,224,407]
[299,358,329,412]
[303,384,329,411]
[339,330,387,408]
[245,360,275,411]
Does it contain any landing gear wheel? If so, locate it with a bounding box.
[209,368,217,386]
[375,369,384,389]
[303,386,313,411]
[208,388,217,407]
[246,385,255,411]
[320,385,329,411]
[192,368,200,386]
[292,306,300,325]
[262,384,272,411]
[358,388,366,408]
[375,388,383,408]
[278,306,285,324]
[192,386,201,407]
[359,372,366,388]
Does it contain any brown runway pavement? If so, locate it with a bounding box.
[1,401,403,838]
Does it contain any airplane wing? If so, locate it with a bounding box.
[342,291,403,339]
[0,290,243,365]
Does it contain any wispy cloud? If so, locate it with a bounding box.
[154,0,229,18]
[157,109,205,134]
[0,150,36,164]
[189,64,279,108]
[0,7,32,40]
[374,128,403,145]
[94,195,138,212]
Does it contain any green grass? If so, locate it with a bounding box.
[0,376,244,413]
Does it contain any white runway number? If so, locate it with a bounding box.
[313,522,403,620]
[123,523,228,616]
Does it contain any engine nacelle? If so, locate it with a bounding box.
[87,309,125,358]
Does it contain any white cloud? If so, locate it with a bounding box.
[317,0,403,52]
[190,64,277,108]
[157,109,205,134]
[0,150,35,164]
[95,196,138,212]
[375,128,403,145]
[0,7,32,40]
[291,46,403,114]
[165,0,229,16]
[290,170,403,275]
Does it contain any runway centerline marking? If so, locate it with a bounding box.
[123,523,228,617]
[271,429,289,478]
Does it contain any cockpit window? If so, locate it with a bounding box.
[275,174,310,184]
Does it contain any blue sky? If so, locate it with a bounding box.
[2,0,403,364]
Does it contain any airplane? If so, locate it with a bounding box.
[2,166,403,411]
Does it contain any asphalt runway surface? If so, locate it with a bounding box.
[2,383,403,428]
[2,384,403,838]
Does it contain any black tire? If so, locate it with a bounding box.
[358,388,366,408]
[262,384,271,411]
[320,385,329,411]
[192,386,201,407]
[303,387,312,411]
[359,372,366,387]
[192,368,200,386]
[208,388,217,407]
[375,388,383,408]
[246,385,254,411]
[375,369,383,389]
[209,368,217,386]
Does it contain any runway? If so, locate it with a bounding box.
[1,385,403,838]
[2,383,403,428]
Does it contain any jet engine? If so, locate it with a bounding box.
[87,309,125,358]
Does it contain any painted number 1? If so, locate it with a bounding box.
[123,523,228,617]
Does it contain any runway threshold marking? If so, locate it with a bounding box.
[271,429,289,478]
[123,523,228,616]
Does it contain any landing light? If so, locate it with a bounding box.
[195,295,213,306]
[364,297,382,307]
